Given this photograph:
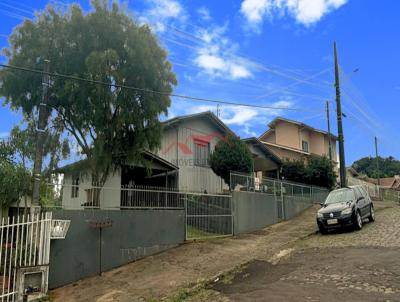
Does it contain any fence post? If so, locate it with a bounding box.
[184,194,188,240]
[280,182,284,220]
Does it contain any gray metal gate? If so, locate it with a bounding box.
[185,193,233,240]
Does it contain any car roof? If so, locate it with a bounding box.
[330,187,352,193]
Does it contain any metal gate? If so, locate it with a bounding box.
[0,212,70,301]
[185,193,233,240]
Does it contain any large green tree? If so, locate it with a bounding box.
[209,135,253,187]
[0,0,177,187]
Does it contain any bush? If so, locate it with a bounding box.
[209,135,253,187]
[282,156,337,189]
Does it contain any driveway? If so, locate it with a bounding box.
[200,202,400,302]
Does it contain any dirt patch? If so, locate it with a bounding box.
[210,247,400,302]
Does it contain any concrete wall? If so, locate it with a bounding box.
[233,191,314,235]
[232,191,279,235]
[49,209,185,289]
[283,196,313,220]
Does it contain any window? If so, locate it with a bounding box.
[194,139,210,167]
[71,176,79,198]
[325,189,355,204]
[302,140,309,152]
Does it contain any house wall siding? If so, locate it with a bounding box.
[157,118,227,193]
[62,169,121,209]
[274,122,300,149]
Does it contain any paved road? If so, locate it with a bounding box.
[202,203,400,302]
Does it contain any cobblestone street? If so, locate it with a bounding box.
[203,203,400,302]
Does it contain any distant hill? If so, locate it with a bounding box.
[352,156,400,178]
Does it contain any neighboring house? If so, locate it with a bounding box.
[379,176,400,189]
[242,137,282,179]
[259,117,338,164]
[362,175,400,190]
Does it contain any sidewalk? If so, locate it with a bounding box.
[50,202,394,301]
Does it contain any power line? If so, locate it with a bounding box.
[0,63,324,112]
[254,68,332,100]
[0,1,33,15]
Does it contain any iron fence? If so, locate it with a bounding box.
[42,183,188,210]
[185,194,233,240]
[230,172,330,203]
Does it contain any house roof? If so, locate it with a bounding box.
[57,150,178,173]
[242,137,282,165]
[377,176,400,188]
[259,117,338,141]
[162,111,236,137]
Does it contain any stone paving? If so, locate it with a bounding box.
[299,203,400,248]
[200,202,400,302]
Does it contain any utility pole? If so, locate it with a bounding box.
[375,136,380,186]
[216,104,221,118]
[334,42,347,188]
[326,100,332,161]
[32,60,50,210]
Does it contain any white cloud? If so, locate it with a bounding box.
[197,6,211,21]
[140,0,187,32]
[195,54,226,71]
[172,100,294,138]
[147,0,183,19]
[230,64,252,79]
[240,0,348,29]
[192,24,253,80]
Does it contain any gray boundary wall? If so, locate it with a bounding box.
[284,196,313,220]
[233,192,314,235]
[49,209,185,289]
[233,191,279,234]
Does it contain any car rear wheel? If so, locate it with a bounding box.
[368,205,375,222]
[354,210,363,230]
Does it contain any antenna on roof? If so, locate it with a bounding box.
[216,104,221,118]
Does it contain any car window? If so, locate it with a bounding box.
[354,187,362,200]
[325,189,355,204]
[359,186,368,197]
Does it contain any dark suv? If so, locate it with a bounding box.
[316,185,375,234]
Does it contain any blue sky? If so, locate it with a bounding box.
[0,0,399,165]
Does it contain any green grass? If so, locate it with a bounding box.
[186,226,217,239]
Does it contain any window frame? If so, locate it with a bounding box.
[193,139,211,167]
[302,140,309,152]
[71,175,80,198]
